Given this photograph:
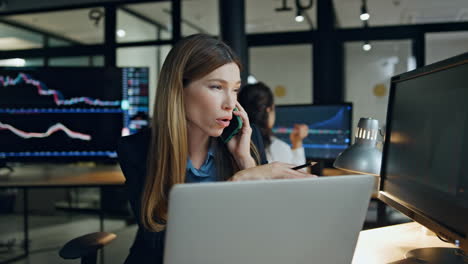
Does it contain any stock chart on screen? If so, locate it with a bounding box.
[0,67,149,162]
[273,104,352,160]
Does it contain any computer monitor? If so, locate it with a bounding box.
[379,53,468,262]
[0,67,149,163]
[272,103,352,160]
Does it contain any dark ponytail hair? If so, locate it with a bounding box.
[238,82,274,148]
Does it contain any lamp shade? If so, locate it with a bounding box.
[333,118,382,176]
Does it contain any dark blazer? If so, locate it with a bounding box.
[117,125,267,264]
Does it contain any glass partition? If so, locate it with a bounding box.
[4,8,105,45]
[246,0,315,33]
[182,0,219,36]
[0,22,43,50]
[118,1,172,43]
[344,40,413,132]
[426,31,468,65]
[334,0,468,28]
[250,44,313,105]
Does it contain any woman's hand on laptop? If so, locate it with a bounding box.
[229,162,317,181]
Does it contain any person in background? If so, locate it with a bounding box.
[117,34,315,264]
[238,82,309,165]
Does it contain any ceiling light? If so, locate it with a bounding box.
[0,58,26,67]
[360,1,370,21]
[116,29,126,38]
[295,15,304,22]
[89,8,104,27]
[360,12,370,21]
[295,10,304,22]
[247,75,258,84]
[363,41,372,51]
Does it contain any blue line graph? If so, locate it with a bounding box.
[0,108,124,114]
[308,108,347,129]
[0,151,117,158]
[302,144,348,149]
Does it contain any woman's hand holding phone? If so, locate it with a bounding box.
[290,124,309,149]
[222,104,317,180]
[230,162,317,181]
[225,103,256,169]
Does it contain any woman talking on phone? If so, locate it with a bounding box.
[117,34,314,264]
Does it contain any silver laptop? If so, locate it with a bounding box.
[164,175,374,264]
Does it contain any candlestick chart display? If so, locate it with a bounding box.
[0,67,149,162]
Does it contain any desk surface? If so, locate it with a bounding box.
[322,168,380,198]
[352,222,457,263]
[0,165,125,188]
[0,166,361,188]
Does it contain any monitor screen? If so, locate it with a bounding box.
[272,104,352,160]
[380,53,468,253]
[0,67,149,162]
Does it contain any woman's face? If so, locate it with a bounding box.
[267,106,276,129]
[184,62,241,138]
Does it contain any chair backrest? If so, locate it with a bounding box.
[59,232,116,264]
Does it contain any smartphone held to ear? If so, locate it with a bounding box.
[220,108,243,144]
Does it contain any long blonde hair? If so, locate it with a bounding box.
[141,34,260,232]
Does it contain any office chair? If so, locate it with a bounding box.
[59,232,116,264]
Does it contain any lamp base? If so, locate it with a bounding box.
[405,247,467,263]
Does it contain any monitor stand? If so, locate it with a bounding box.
[405,247,467,263]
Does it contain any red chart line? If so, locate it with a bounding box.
[0,121,92,141]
